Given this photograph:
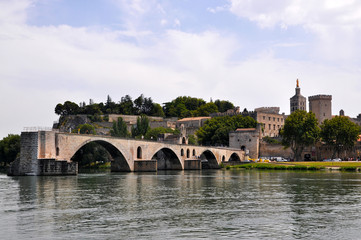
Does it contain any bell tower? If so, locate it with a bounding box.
[290,79,306,113]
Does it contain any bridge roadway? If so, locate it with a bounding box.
[8,130,245,176]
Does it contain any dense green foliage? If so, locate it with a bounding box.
[55,94,165,117]
[0,134,20,166]
[144,127,180,140]
[214,100,235,113]
[110,117,129,137]
[196,115,257,146]
[55,95,235,119]
[131,115,150,138]
[71,142,111,168]
[280,110,320,161]
[74,124,96,134]
[163,96,234,118]
[227,163,324,170]
[320,116,361,158]
[262,136,281,144]
[187,134,197,145]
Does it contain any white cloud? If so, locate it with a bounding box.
[1,0,361,139]
[174,18,181,27]
[0,0,33,25]
[228,0,361,61]
[207,5,228,14]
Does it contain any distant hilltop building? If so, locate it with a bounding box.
[289,78,333,124]
[290,79,307,113]
[211,106,285,137]
[308,95,332,123]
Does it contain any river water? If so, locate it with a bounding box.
[2,170,361,239]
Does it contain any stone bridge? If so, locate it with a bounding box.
[8,130,245,176]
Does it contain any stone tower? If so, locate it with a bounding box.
[290,79,307,113]
[308,95,332,124]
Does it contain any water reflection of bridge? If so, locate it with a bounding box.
[9,131,245,176]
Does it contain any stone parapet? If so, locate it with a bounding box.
[308,95,332,100]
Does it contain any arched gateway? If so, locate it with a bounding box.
[8,131,246,176]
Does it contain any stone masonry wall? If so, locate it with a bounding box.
[19,132,39,175]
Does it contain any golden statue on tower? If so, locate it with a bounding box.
[296,79,299,88]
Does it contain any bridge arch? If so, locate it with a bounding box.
[70,139,131,172]
[151,147,182,170]
[200,150,220,169]
[228,153,241,162]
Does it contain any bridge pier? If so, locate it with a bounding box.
[133,160,157,172]
[184,159,201,170]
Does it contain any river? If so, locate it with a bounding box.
[1,169,361,239]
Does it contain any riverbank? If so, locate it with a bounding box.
[225,161,361,171]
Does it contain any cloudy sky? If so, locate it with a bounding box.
[1,0,361,138]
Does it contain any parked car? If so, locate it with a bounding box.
[275,157,288,162]
[332,158,342,162]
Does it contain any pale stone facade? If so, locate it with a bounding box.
[308,95,332,124]
[254,107,286,137]
[229,124,262,159]
[176,117,211,136]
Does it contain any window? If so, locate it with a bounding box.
[181,149,184,156]
[193,149,196,156]
[269,124,271,129]
[268,117,271,121]
[187,149,190,158]
[273,124,276,130]
[137,146,142,159]
[263,116,265,120]
[273,117,275,121]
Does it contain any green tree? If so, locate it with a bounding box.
[0,134,20,166]
[85,103,102,115]
[144,127,179,140]
[214,100,235,113]
[120,95,134,115]
[280,110,320,161]
[104,95,117,114]
[151,103,165,117]
[320,116,361,158]
[193,102,218,116]
[196,115,257,146]
[74,124,96,134]
[55,101,80,115]
[187,134,198,145]
[71,142,111,168]
[131,115,150,138]
[110,117,129,137]
[163,96,206,117]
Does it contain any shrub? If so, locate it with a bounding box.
[340,166,358,171]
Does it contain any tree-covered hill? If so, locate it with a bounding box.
[55,94,236,119]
